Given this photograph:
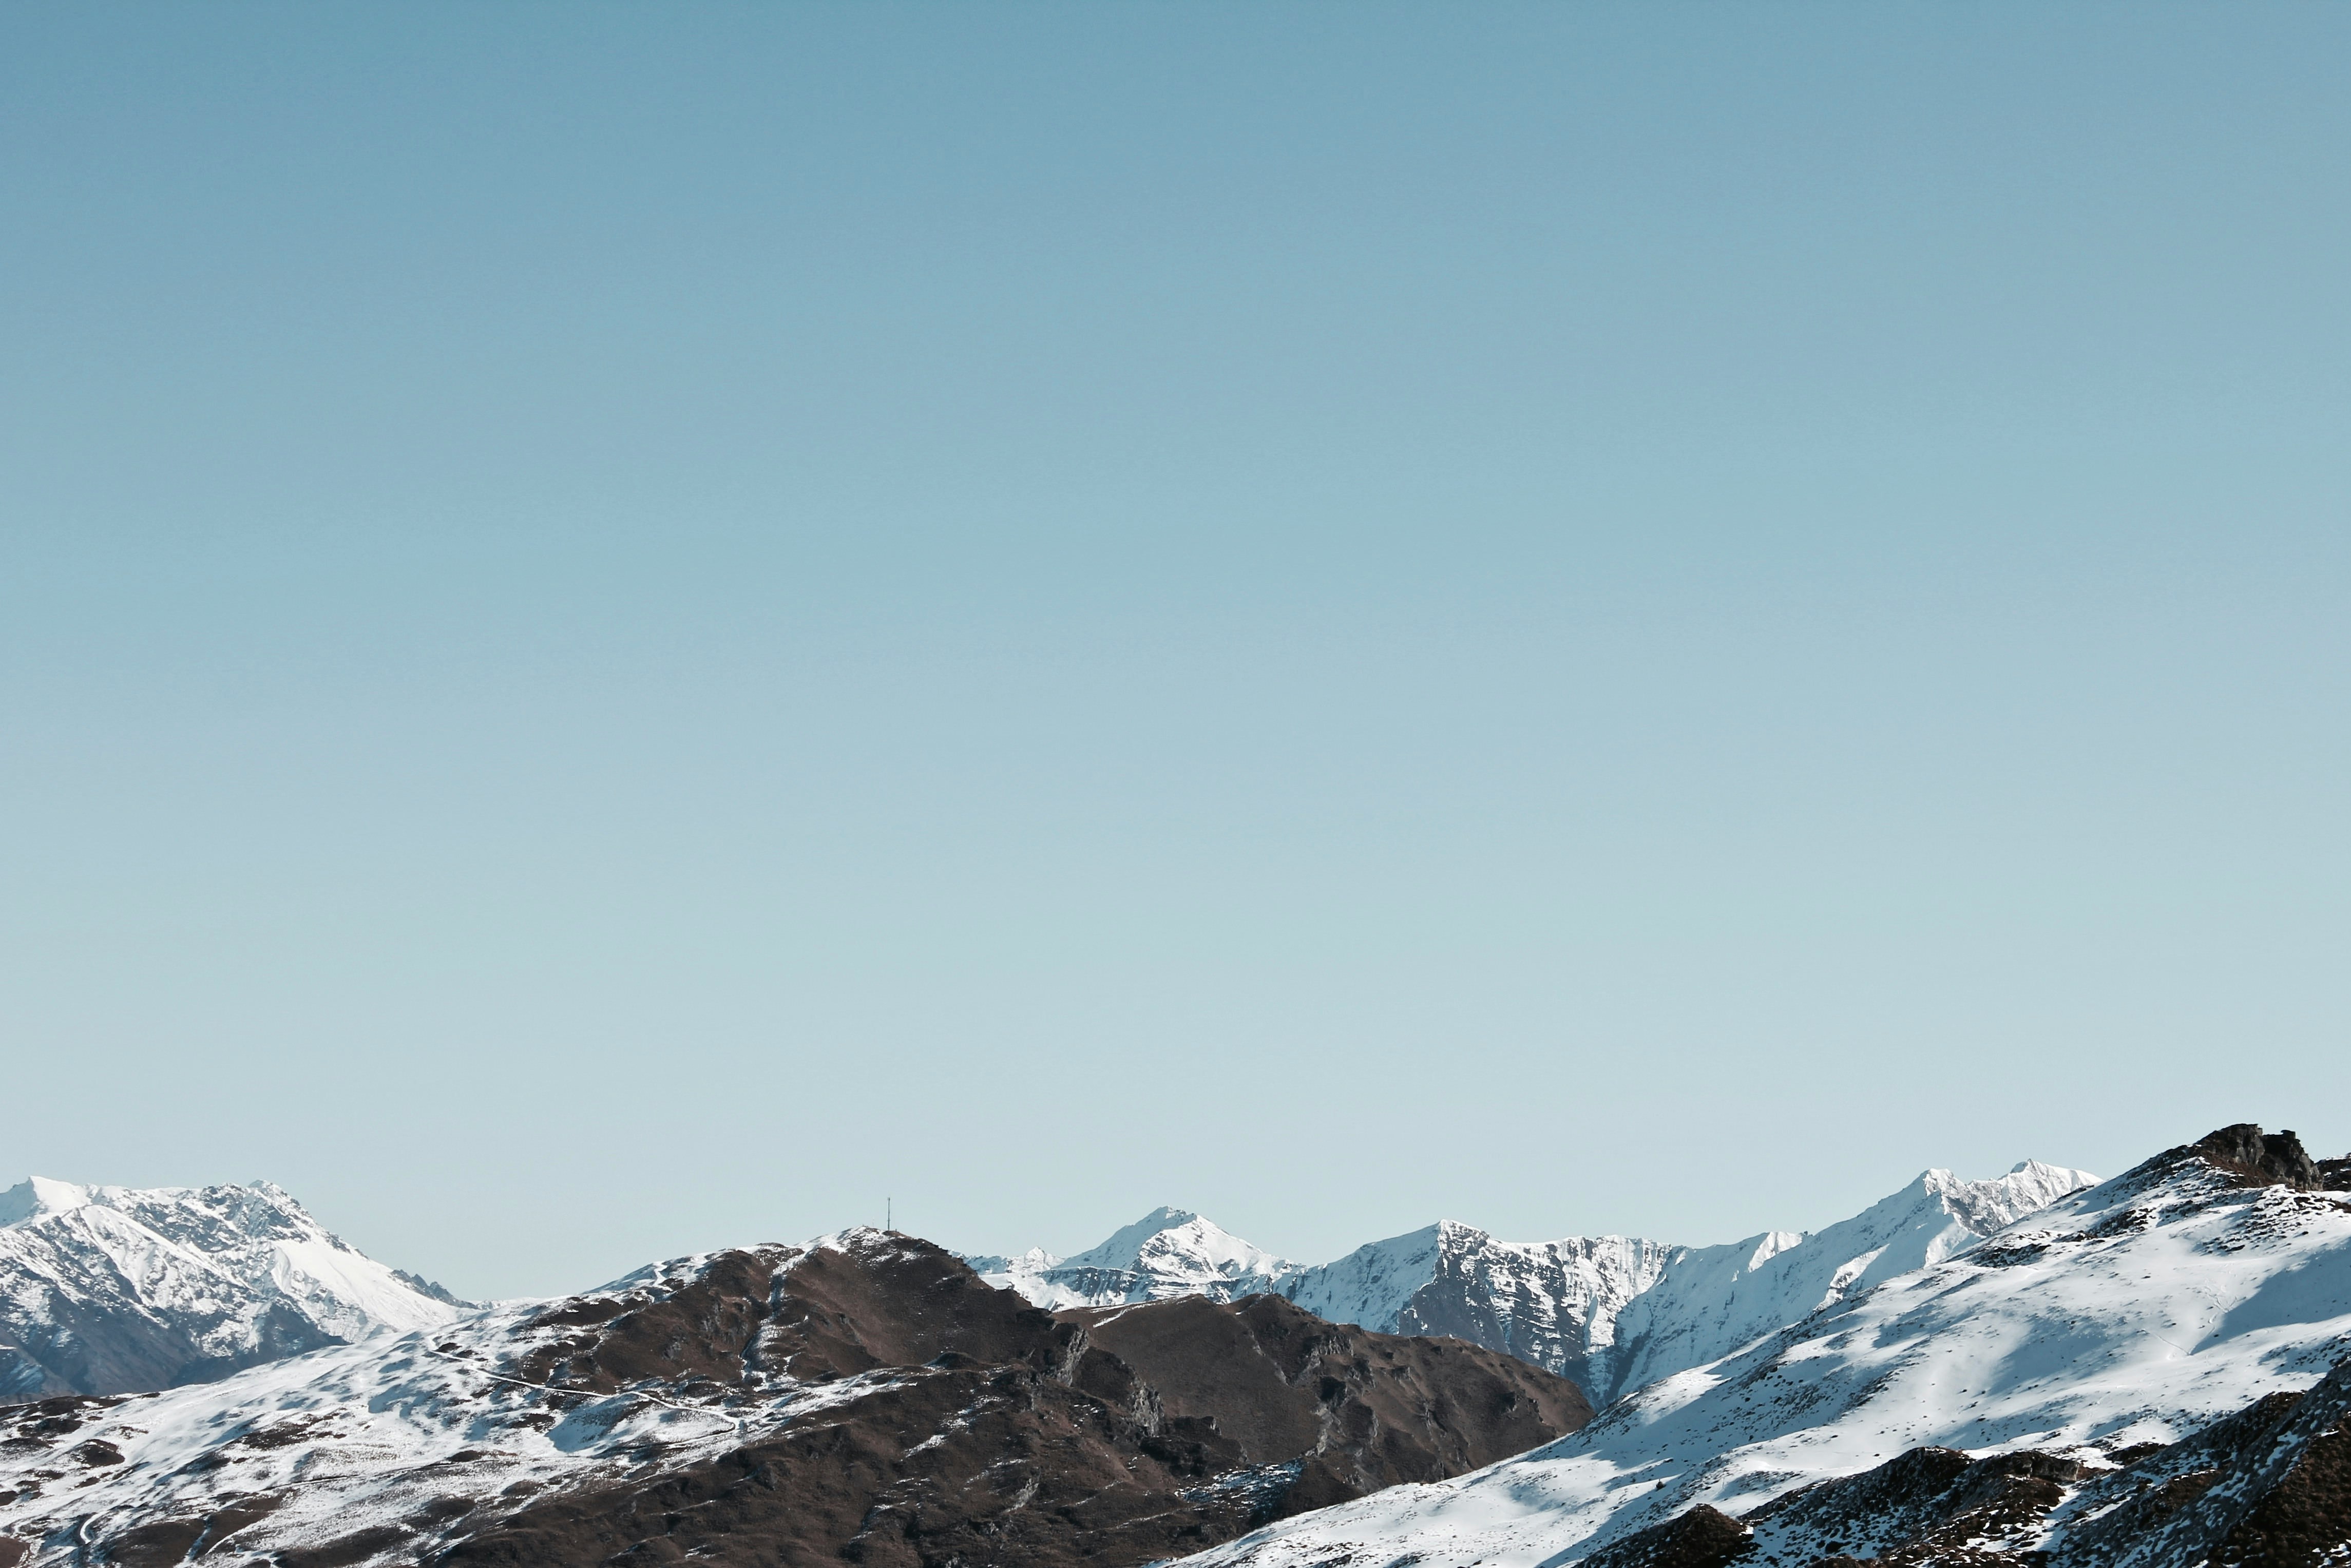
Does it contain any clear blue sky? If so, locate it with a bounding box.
[4,4,2346,1300]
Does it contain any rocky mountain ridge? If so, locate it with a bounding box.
[974,1159,2099,1405]
[0,1230,1588,1568]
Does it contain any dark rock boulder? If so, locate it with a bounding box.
[2190,1124,2324,1191]
[1579,1504,1754,1568]
[2053,1354,2351,1568]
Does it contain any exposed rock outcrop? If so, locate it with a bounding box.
[2187,1124,2325,1192]
[1605,1354,2351,1568]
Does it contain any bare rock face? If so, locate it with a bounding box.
[2189,1124,2325,1192]
[1724,1445,2095,1565]
[446,1246,1588,1568]
[1578,1505,1755,1568]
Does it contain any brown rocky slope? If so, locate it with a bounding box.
[445,1239,1588,1567]
[0,1230,1589,1568]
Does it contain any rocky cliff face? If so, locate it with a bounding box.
[0,1230,1589,1568]
[1282,1222,1679,1401]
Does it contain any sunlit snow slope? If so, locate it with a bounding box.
[0,1178,463,1397]
[1176,1139,2351,1568]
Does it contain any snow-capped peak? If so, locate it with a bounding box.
[1058,1205,1203,1270]
[1923,1159,2103,1239]
[0,1176,101,1226]
[1063,1207,1295,1283]
[0,1176,465,1398]
[973,1207,1298,1310]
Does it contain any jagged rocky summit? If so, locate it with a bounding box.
[973,1158,2099,1405]
[0,1230,1589,1568]
[0,1177,463,1398]
[1171,1124,2351,1568]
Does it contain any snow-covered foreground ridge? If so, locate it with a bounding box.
[971,1159,2099,1405]
[0,1177,462,1398]
[1175,1128,2351,1568]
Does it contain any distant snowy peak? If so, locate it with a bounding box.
[975,1207,1297,1310]
[1925,1159,2105,1241]
[1070,1207,1295,1283]
[0,1176,464,1398]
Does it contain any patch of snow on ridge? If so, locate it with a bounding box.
[1172,1152,2351,1568]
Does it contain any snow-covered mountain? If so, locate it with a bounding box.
[3,1126,2342,1568]
[1279,1223,1679,1400]
[1174,1125,2351,1567]
[974,1160,2098,1405]
[0,1176,464,1398]
[970,1206,1297,1310]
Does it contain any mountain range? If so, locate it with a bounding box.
[0,1123,2345,1567]
[969,1158,2098,1405]
[0,1230,1582,1568]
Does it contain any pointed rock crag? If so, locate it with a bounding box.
[0,1177,462,1398]
[0,1229,1589,1568]
[2183,1122,2324,1191]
